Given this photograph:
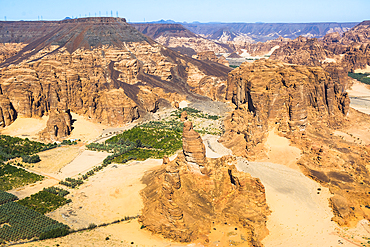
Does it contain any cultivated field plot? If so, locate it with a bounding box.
[0,190,18,205]
[0,201,68,242]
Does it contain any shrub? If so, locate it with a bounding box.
[39,226,70,240]
[21,154,41,163]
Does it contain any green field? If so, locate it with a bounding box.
[0,135,57,162]
[0,163,44,191]
[348,72,370,85]
[0,201,69,242]
[0,190,18,205]
[18,190,71,214]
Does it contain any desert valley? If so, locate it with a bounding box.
[0,13,369,247]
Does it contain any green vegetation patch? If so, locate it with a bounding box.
[87,121,183,165]
[348,72,370,85]
[0,135,57,162]
[172,107,220,120]
[0,190,18,205]
[0,163,44,191]
[112,149,165,163]
[0,201,69,242]
[17,190,71,214]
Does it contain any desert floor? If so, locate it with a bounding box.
[7,86,370,246]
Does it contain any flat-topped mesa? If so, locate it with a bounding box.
[182,121,206,173]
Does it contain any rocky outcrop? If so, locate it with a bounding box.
[229,37,290,57]
[192,51,229,66]
[270,21,370,71]
[139,153,270,245]
[180,111,187,122]
[220,59,349,156]
[0,18,230,139]
[0,94,17,127]
[182,121,206,173]
[270,36,331,66]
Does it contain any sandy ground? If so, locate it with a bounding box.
[69,113,108,143]
[203,134,232,158]
[257,129,301,170]
[1,116,48,140]
[347,80,370,114]
[236,158,366,247]
[55,149,110,179]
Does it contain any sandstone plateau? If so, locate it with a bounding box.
[0,18,231,140]
[139,122,270,246]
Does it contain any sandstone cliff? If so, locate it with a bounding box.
[0,18,230,139]
[220,59,349,156]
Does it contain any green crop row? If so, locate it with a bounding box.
[0,190,18,205]
[0,201,69,242]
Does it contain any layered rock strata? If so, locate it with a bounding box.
[220,59,349,156]
[139,124,270,245]
[0,18,230,139]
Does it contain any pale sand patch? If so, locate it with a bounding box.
[203,134,232,158]
[56,150,111,179]
[31,145,82,175]
[323,57,337,63]
[69,112,107,143]
[1,116,48,140]
[179,100,189,108]
[21,220,189,247]
[48,160,163,229]
[354,65,370,73]
[347,80,370,115]
[257,129,301,170]
[236,158,354,247]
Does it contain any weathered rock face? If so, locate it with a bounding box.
[132,23,233,56]
[291,109,370,226]
[220,59,349,156]
[0,94,17,127]
[39,109,72,140]
[270,21,370,72]
[192,51,229,66]
[139,154,270,245]
[0,43,26,63]
[182,121,206,172]
[0,18,230,139]
[270,36,331,67]
[229,37,290,57]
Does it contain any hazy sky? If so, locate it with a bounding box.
[0,0,369,23]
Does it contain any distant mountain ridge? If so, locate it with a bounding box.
[133,20,358,42]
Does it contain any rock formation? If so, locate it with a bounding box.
[192,51,229,66]
[180,110,187,122]
[0,18,230,140]
[220,59,370,226]
[139,124,270,245]
[220,59,349,156]
[270,21,370,72]
[182,121,206,173]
